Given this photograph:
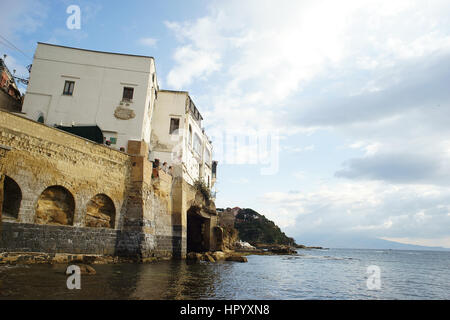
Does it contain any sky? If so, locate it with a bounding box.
[2,0,450,249]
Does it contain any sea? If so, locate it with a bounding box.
[0,248,449,300]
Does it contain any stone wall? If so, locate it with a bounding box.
[0,111,183,260]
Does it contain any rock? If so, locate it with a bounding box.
[204,253,216,263]
[52,254,68,264]
[235,240,256,250]
[66,264,96,275]
[186,252,203,261]
[226,255,248,263]
[212,251,227,261]
[269,245,297,255]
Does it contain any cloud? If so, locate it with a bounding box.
[283,145,315,154]
[166,45,221,89]
[335,152,450,185]
[262,181,450,247]
[138,37,158,47]
[0,0,48,39]
[165,1,450,247]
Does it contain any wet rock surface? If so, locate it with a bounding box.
[186,251,248,263]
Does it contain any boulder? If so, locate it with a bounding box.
[204,253,216,263]
[268,245,297,255]
[186,252,203,261]
[212,251,227,261]
[226,255,248,263]
[66,264,96,275]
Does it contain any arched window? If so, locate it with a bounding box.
[86,194,116,228]
[2,176,22,221]
[35,186,75,226]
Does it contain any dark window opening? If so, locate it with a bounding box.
[122,87,134,101]
[63,81,75,95]
[169,118,180,134]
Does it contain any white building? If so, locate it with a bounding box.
[22,42,158,151]
[150,90,214,188]
[21,43,216,189]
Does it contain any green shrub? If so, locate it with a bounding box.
[194,179,211,203]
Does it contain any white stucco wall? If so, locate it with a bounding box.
[22,43,157,151]
[151,90,213,187]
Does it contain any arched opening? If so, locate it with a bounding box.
[37,115,44,123]
[2,176,22,221]
[35,186,75,226]
[85,194,116,228]
[187,206,210,253]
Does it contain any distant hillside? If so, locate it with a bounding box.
[234,208,297,246]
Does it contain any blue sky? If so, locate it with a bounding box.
[3,0,450,249]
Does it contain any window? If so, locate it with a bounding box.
[169,118,180,134]
[205,148,211,165]
[193,133,202,156]
[122,87,134,101]
[63,81,75,95]
[189,125,192,146]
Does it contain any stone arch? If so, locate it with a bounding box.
[186,205,211,253]
[35,186,75,226]
[85,194,116,228]
[2,175,22,221]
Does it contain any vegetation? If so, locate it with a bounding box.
[234,208,297,246]
[193,179,211,203]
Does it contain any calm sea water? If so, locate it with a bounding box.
[0,248,449,300]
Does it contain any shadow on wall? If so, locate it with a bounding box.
[35,186,75,226]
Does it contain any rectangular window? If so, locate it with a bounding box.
[122,87,134,101]
[63,80,75,95]
[205,148,211,165]
[194,133,202,156]
[169,118,180,134]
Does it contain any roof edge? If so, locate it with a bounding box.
[37,42,155,60]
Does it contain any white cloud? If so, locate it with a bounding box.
[261,180,450,246]
[283,145,315,153]
[166,45,221,89]
[138,37,158,47]
[164,1,450,247]
[381,236,450,248]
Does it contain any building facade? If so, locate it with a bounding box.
[22,43,159,152]
[0,57,22,113]
[0,43,219,260]
[150,90,214,189]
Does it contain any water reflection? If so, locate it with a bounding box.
[1,249,449,300]
[0,260,231,300]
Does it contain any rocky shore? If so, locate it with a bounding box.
[0,252,162,265]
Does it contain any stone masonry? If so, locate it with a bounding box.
[0,110,219,261]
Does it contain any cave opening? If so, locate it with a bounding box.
[187,207,209,253]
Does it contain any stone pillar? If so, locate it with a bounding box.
[171,177,186,258]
